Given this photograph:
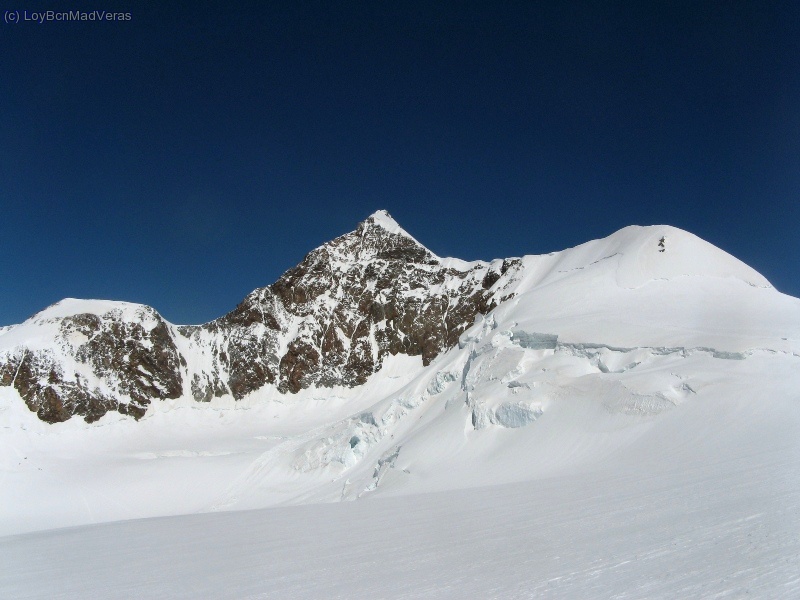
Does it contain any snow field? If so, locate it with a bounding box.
[1,221,799,597]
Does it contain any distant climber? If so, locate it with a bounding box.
[658,236,666,253]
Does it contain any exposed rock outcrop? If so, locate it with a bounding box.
[0,211,522,423]
[1,305,184,423]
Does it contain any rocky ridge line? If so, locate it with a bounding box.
[0,211,521,423]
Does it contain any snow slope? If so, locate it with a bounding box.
[1,221,799,598]
[2,359,798,598]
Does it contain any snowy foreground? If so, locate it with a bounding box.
[2,380,800,599]
[2,224,800,598]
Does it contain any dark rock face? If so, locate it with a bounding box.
[64,311,184,407]
[0,211,522,423]
[0,349,116,423]
[0,306,183,423]
[181,212,522,398]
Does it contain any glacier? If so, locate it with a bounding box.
[1,211,799,598]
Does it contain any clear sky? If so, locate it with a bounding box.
[1,1,798,326]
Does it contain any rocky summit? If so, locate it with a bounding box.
[0,211,521,423]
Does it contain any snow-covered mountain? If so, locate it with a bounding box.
[3,211,800,598]
[0,210,520,423]
[2,210,794,426]
[1,210,799,539]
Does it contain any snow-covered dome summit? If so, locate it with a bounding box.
[579,225,770,289]
[497,224,794,352]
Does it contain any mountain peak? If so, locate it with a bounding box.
[364,209,404,234]
[331,210,438,264]
[360,210,422,246]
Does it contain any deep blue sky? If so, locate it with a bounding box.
[2,1,798,325]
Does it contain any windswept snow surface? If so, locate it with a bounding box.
[2,371,799,599]
[2,224,800,598]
